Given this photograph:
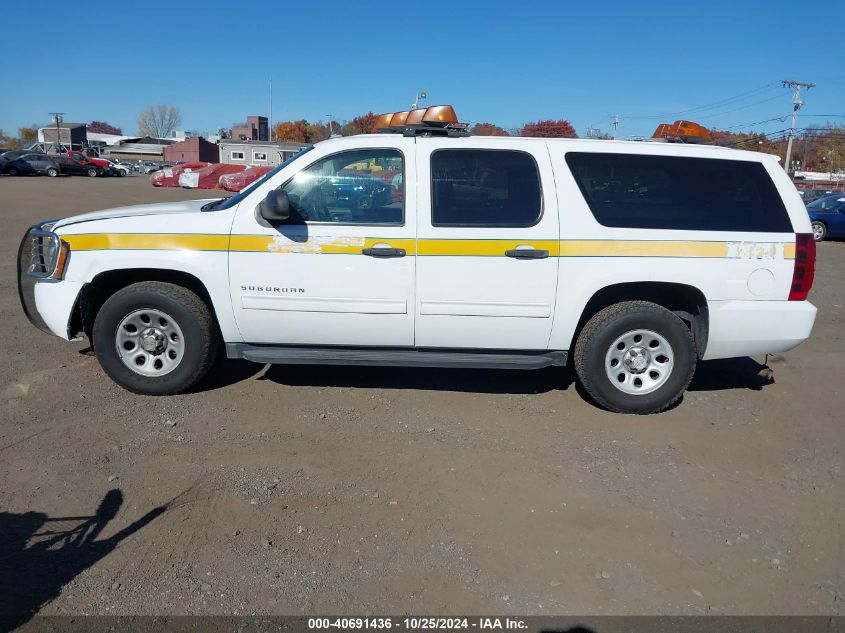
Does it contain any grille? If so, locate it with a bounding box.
[25,228,60,278]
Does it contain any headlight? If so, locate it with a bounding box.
[23,222,70,279]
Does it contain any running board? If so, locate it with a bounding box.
[225,344,567,370]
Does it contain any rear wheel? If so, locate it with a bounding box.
[812,220,827,242]
[45,167,58,177]
[86,167,99,177]
[574,301,697,414]
[92,282,218,395]
[8,167,18,176]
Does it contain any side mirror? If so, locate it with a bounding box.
[257,189,290,222]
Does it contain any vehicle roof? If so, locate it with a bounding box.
[322,134,780,163]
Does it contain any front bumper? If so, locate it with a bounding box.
[17,223,82,339]
[702,299,817,360]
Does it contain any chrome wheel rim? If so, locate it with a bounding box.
[115,309,185,377]
[605,329,674,395]
[812,223,824,240]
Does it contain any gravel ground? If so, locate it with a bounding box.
[0,176,842,619]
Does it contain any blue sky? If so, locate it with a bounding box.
[1,0,843,139]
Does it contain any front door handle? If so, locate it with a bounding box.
[505,248,549,259]
[362,247,406,258]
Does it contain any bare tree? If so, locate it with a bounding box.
[137,104,183,138]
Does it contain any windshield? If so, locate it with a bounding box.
[203,146,313,212]
[808,195,845,210]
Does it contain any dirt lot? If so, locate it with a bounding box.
[0,176,842,619]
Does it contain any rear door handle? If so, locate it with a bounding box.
[362,247,406,258]
[505,248,549,259]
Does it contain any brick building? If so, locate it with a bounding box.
[231,116,268,142]
[163,137,220,164]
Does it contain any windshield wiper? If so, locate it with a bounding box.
[201,198,229,212]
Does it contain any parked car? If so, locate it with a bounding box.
[16,106,817,414]
[328,173,392,211]
[800,188,840,204]
[104,160,130,176]
[219,165,274,192]
[136,161,161,174]
[1,149,47,162]
[66,150,110,173]
[150,162,210,187]
[0,153,59,177]
[807,194,845,241]
[50,155,103,177]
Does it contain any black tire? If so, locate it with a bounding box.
[46,167,58,177]
[812,220,827,242]
[86,167,99,177]
[92,282,218,395]
[573,301,697,414]
[8,167,18,176]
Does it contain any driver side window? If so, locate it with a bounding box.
[281,148,404,225]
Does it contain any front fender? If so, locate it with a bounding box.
[61,248,242,343]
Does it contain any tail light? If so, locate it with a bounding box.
[789,233,816,301]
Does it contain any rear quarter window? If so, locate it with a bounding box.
[565,152,793,233]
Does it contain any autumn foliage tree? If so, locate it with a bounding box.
[520,119,577,138]
[272,120,309,143]
[341,112,378,136]
[470,122,509,136]
[18,126,38,145]
[88,121,123,135]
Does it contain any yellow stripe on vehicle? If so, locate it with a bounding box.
[417,239,561,257]
[63,233,229,251]
[559,240,730,258]
[228,235,417,255]
[60,233,797,260]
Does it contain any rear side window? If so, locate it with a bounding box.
[431,149,542,227]
[565,152,793,232]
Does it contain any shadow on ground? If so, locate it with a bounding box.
[0,490,168,630]
[689,357,774,392]
[197,355,774,398]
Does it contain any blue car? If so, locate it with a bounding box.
[808,194,845,241]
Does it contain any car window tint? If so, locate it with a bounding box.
[430,149,542,227]
[565,152,793,232]
[280,149,404,225]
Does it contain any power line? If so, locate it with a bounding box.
[623,82,781,121]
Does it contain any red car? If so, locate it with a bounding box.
[178,163,244,189]
[65,150,109,174]
[219,165,274,192]
[150,162,210,187]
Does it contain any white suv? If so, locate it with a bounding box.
[17,107,817,414]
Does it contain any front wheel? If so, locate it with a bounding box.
[812,221,827,242]
[92,282,218,395]
[573,301,697,414]
[86,167,99,177]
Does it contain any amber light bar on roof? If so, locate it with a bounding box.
[652,119,712,143]
[373,105,466,136]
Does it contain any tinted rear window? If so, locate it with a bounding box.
[431,149,542,227]
[565,152,793,232]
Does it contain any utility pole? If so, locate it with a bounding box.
[269,77,273,141]
[49,112,64,151]
[782,79,815,174]
[586,125,598,138]
[611,115,620,140]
